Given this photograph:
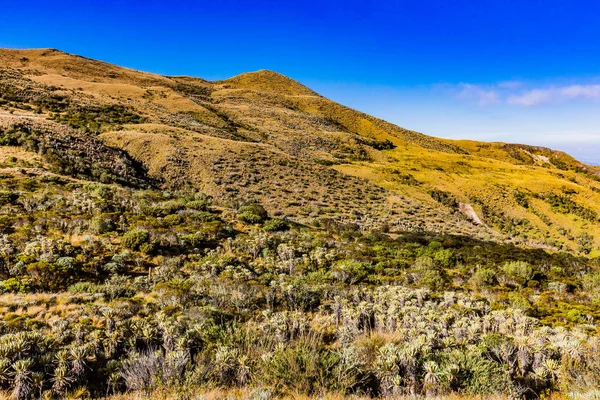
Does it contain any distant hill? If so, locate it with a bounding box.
[1,48,599,255]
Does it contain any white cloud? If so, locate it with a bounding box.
[508,84,600,106]
[457,83,499,106]
[507,89,552,106]
[456,81,600,107]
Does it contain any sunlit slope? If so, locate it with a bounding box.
[1,48,599,253]
[336,144,600,255]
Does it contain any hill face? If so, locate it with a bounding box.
[1,48,600,255]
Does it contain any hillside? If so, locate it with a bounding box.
[2,48,599,256]
[2,48,600,399]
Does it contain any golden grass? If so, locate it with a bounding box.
[102,387,534,400]
[336,144,600,254]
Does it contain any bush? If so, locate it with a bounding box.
[145,200,185,217]
[139,242,155,254]
[238,211,263,224]
[263,218,289,232]
[238,204,268,224]
[186,199,211,211]
[429,189,458,208]
[103,262,124,275]
[412,256,446,289]
[500,261,534,288]
[122,229,150,251]
[432,248,455,268]
[0,277,30,293]
[104,275,136,300]
[331,260,374,284]
[470,266,496,289]
[582,272,600,302]
[258,335,337,395]
[181,232,208,248]
[0,190,17,205]
[0,216,13,233]
[27,260,74,290]
[89,216,115,234]
[189,211,219,222]
[163,214,183,226]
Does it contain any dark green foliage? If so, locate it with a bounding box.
[358,137,396,150]
[185,199,211,211]
[513,189,529,208]
[0,122,153,187]
[262,218,288,232]
[429,189,458,208]
[388,169,422,186]
[0,277,30,293]
[51,104,145,133]
[0,190,18,206]
[539,192,598,222]
[180,232,208,248]
[163,214,183,226]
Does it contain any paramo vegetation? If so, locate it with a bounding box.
[0,169,599,399]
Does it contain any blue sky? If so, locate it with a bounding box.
[1,0,599,163]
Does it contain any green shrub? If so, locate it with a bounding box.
[103,275,136,300]
[55,257,75,271]
[412,256,447,289]
[27,260,74,290]
[238,211,263,224]
[89,216,116,234]
[122,229,150,250]
[0,216,13,233]
[582,272,600,302]
[432,248,455,268]
[139,242,155,254]
[258,335,337,395]
[186,199,211,210]
[440,347,510,394]
[238,204,268,224]
[163,214,183,226]
[263,218,289,232]
[181,232,208,248]
[145,200,185,217]
[429,189,458,208]
[0,277,31,293]
[103,262,124,275]
[500,261,534,288]
[470,266,496,289]
[331,260,374,284]
[189,211,218,222]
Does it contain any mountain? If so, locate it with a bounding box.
[1,48,599,255]
[3,48,600,399]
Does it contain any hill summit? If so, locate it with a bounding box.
[219,69,319,96]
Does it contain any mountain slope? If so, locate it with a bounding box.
[1,48,599,254]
